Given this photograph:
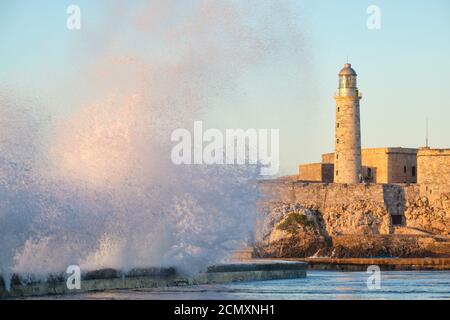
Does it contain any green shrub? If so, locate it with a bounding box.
[276,212,314,234]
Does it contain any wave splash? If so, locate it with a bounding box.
[0,0,307,289]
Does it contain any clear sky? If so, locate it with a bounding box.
[1,0,449,175]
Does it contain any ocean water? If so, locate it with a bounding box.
[46,271,450,300]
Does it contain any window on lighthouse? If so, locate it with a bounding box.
[339,75,356,88]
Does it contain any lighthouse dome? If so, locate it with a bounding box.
[339,63,357,76]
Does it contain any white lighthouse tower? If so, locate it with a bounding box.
[334,63,362,183]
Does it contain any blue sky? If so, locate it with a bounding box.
[1,0,449,175]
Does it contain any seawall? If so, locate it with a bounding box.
[274,258,450,271]
[0,260,307,299]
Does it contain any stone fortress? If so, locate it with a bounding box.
[255,63,450,259]
[299,63,450,190]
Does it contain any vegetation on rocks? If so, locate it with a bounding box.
[276,212,314,234]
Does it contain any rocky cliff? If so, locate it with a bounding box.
[405,193,450,235]
[254,181,450,259]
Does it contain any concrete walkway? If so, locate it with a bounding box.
[0,260,307,299]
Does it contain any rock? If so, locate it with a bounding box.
[255,190,450,259]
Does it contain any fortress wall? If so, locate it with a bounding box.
[259,181,434,210]
[320,148,418,184]
[298,163,323,182]
[418,148,450,200]
[323,149,390,183]
[259,181,399,213]
[361,148,388,183]
[403,184,421,203]
[258,180,295,204]
[258,180,448,235]
[322,153,335,164]
[322,165,334,182]
[259,181,394,235]
[292,182,387,211]
[298,163,334,183]
[387,149,417,184]
[381,184,406,216]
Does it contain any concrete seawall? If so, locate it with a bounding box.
[277,258,450,271]
[0,260,307,299]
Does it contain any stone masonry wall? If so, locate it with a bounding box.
[322,153,334,164]
[387,149,417,184]
[361,148,388,183]
[298,163,323,182]
[259,181,397,236]
[255,180,449,259]
[417,148,450,201]
[258,180,449,236]
[298,163,334,183]
[334,96,362,183]
[261,181,403,216]
[320,148,418,184]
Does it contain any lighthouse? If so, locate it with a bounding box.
[334,63,362,183]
